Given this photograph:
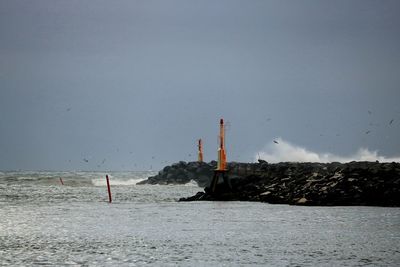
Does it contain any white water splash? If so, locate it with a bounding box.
[90,171,157,186]
[184,180,200,187]
[91,178,146,186]
[256,138,400,163]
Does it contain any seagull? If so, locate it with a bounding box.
[389,119,394,125]
[365,130,371,134]
[273,140,279,144]
[83,158,89,163]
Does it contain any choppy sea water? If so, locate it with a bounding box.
[0,171,399,266]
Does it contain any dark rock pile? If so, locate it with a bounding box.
[138,160,400,206]
[137,161,216,187]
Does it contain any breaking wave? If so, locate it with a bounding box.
[255,138,400,163]
[184,180,200,187]
[0,171,157,187]
[91,178,146,186]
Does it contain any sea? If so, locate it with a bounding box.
[0,171,399,266]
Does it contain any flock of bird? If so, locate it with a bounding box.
[66,107,397,167]
[271,110,395,145]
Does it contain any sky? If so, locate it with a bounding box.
[0,0,399,171]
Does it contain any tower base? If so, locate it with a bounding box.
[209,170,232,195]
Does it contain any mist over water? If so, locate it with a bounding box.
[256,138,400,163]
[1,171,399,266]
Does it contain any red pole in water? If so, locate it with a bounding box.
[59,177,64,185]
[106,175,112,203]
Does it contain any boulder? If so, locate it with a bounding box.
[297,197,308,204]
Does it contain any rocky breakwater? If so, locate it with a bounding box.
[138,160,400,206]
[137,161,265,186]
[137,161,216,187]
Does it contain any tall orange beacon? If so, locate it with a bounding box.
[217,118,227,171]
[198,139,203,162]
[210,118,231,194]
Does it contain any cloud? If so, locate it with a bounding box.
[255,138,400,163]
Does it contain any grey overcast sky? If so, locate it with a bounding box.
[1,0,399,171]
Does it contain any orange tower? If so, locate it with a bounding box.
[217,118,227,170]
[209,118,231,195]
[198,139,203,162]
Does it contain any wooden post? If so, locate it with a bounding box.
[106,175,112,203]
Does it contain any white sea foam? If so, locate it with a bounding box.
[184,180,200,187]
[90,171,157,186]
[255,138,400,163]
[91,178,145,186]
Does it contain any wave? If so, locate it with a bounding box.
[184,180,200,187]
[91,178,146,186]
[0,171,157,187]
[255,138,400,163]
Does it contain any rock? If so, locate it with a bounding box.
[297,197,308,204]
[186,172,196,180]
[179,191,206,201]
[330,182,338,188]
